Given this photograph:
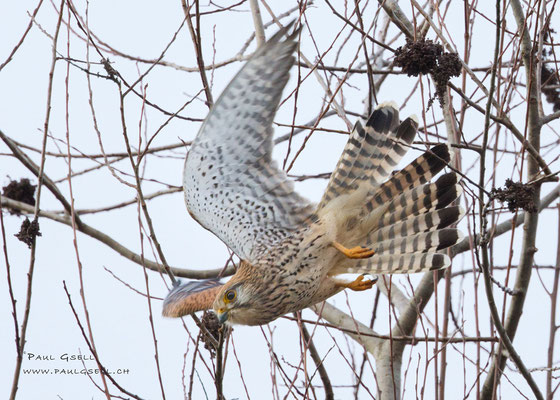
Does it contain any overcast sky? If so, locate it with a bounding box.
[1,1,558,399]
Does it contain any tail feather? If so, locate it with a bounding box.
[319,103,464,277]
[362,109,418,189]
[374,228,463,255]
[371,206,465,243]
[366,144,451,211]
[372,173,461,230]
[333,252,451,275]
[318,103,416,211]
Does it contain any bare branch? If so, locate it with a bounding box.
[0,196,235,279]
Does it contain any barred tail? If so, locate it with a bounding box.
[335,252,452,275]
[334,145,463,275]
[318,102,417,213]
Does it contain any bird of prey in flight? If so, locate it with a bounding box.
[162,24,463,326]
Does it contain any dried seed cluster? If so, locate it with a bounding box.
[491,179,537,213]
[394,38,462,106]
[2,178,36,215]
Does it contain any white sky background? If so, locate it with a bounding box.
[1,1,559,399]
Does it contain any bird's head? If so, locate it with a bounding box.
[212,277,275,326]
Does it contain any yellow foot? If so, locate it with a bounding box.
[332,241,375,259]
[342,275,377,291]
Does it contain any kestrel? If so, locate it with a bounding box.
[162,25,463,326]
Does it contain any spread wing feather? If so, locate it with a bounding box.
[183,25,313,263]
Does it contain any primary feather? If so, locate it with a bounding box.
[183,25,313,264]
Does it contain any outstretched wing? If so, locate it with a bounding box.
[162,279,223,317]
[184,24,314,263]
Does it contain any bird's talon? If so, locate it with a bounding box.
[332,241,375,259]
[344,275,376,291]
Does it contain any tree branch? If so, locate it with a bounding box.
[0,196,235,279]
[481,1,544,397]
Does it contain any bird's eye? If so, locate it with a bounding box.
[224,290,236,303]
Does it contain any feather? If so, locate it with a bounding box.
[332,252,451,275]
[371,206,465,242]
[318,103,417,213]
[162,279,223,317]
[183,23,314,263]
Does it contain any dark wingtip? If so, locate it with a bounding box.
[267,19,299,44]
[260,21,303,73]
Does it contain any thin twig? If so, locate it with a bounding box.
[547,205,560,399]
[117,81,177,284]
[479,2,544,399]
[300,319,334,400]
[62,282,145,400]
[0,0,45,72]
[181,0,214,107]
[8,2,65,398]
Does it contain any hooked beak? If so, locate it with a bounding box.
[216,309,229,324]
